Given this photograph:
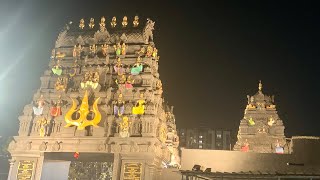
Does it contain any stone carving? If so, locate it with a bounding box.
[131,56,143,75]
[120,33,128,43]
[143,18,155,44]
[55,77,68,92]
[119,116,131,138]
[136,47,146,56]
[130,142,139,152]
[113,93,125,117]
[89,44,97,56]
[37,117,49,137]
[111,16,117,28]
[55,29,67,48]
[133,15,139,27]
[97,142,106,151]
[8,140,17,151]
[147,142,156,152]
[268,116,275,126]
[101,44,109,56]
[52,141,61,151]
[89,18,95,29]
[39,141,47,151]
[50,95,67,118]
[79,18,85,29]
[26,141,32,150]
[132,93,146,115]
[32,95,47,116]
[146,45,153,57]
[234,81,286,153]
[122,16,128,27]
[52,60,63,76]
[111,142,121,153]
[113,42,127,57]
[99,16,106,31]
[158,125,167,143]
[76,36,85,45]
[94,29,110,43]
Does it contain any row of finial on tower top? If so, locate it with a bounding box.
[258,80,263,91]
[79,16,139,29]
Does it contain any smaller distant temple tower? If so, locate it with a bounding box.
[233,81,287,153]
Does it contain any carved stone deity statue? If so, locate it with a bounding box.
[122,16,128,28]
[99,16,106,32]
[111,16,117,28]
[101,44,109,56]
[132,93,146,115]
[89,18,95,29]
[113,94,125,117]
[143,18,155,44]
[119,116,131,138]
[114,57,125,75]
[33,95,47,116]
[50,95,66,117]
[52,60,62,76]
[79,18,85,29]
[133,15,139,27]
[131,56,143,75]
[37,117,49,137]
[113,43,122,57]
[55,77,68,92]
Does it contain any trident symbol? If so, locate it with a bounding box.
[64,91,101,130]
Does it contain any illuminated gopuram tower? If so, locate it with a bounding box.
[7,16,180,180]
[233,81,287,153]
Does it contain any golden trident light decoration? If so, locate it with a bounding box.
[64,91,101,130]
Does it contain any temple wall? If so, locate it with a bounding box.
[180,148,320,173]
[290,137,320,165]
[159,168,181,180]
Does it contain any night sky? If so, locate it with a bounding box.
[0,0,319,138]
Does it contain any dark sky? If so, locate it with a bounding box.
[0,0,319,138]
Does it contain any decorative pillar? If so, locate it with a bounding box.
[34,153,44,180]
[7,159,15,180]
[112,153,121,180]
[40,76,50,89]
[29,118,40,137]
[18,116,32,136]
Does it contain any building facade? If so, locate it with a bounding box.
[178,128,232,150]
[7,16,180,180]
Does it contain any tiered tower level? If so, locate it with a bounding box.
[8,16,180,180]
[233,81,287,153]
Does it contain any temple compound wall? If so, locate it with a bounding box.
[7,16,180,180]
[181,137,320,174]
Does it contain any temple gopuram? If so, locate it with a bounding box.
[7,16,180,180]
[179,81,320,178]
[233,81,287,153]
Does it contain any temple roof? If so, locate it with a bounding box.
[55,16,155,47]
[180,170,320,179]
[246,81,275,110]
